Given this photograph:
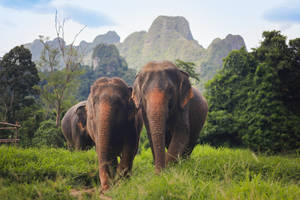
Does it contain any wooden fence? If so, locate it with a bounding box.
[0,122,21,144]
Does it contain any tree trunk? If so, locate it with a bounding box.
[56,101,61,127]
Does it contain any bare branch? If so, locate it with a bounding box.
[71,25,87,46]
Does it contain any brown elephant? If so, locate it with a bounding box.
[132,61,208,172]
[86,77,143,191]
[61,101,94,150]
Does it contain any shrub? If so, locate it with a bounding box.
[32,120,65,148]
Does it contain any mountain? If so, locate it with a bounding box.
[116,16,246,85]
[24,15,246,88]
[78,31,120,55]
[78,31,120,66]
[76,43,136,100]
[24,31,120,67]
[200,34,246,84]
[117,16,205,70]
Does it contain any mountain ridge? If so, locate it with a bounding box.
[23,15,246,87]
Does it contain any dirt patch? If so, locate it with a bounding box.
[70,188,95,199]
[70,188,112,200]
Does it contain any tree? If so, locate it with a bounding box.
[32,119,65,148]
[175,59,200,84]
[0,45,39,122]
[38,12,85,127]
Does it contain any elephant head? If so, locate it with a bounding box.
[132,61,194,172]
[73,102,86,132]
[61,101,94,150]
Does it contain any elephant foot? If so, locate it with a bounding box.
[100,184,110,193]
[99,193,112,200]
[117,166,130,178]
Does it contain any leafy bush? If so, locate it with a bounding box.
[32,120,65,148]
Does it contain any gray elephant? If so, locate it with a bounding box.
[86,77,143,191]
[61,101,94,150]
[132,61,208,172]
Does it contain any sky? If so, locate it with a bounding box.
[1,0,300,56]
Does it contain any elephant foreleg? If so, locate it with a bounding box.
[117,134,137,177]
[166,113,190,165]
[143,115,156,164]
[166,127,189,164]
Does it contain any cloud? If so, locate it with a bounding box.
[0,0,114,27]
[0,0,52,10]
[263,3,300,24]
[1,19,16,27]
[61,5,115,27]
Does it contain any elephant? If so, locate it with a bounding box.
[61,101,94,150]
[86,77,143,191]
[132,61,208,173]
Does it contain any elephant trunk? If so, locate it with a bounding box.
[146,89,167,173]
[96,101,113,190]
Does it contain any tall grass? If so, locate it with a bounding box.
[0,145,299,199]
[107,145,300,199]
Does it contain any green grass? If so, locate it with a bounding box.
[0,145,299,199]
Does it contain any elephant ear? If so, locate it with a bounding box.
[178,70,194,109]
[128,87,136,121]
[132,75,142,109]
[75,102,87,125]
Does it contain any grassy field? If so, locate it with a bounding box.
[0,145,299,200]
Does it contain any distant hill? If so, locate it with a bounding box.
[76,43,136,100]
[199,34,246,85]
[24,31,120,68]
[79,31,120,66]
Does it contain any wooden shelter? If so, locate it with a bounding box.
[0,122,21,144]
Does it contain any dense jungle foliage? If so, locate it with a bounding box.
[202,31,300,153]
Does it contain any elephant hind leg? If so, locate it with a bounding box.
[182,142,196,158]
[165,130,172,149]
